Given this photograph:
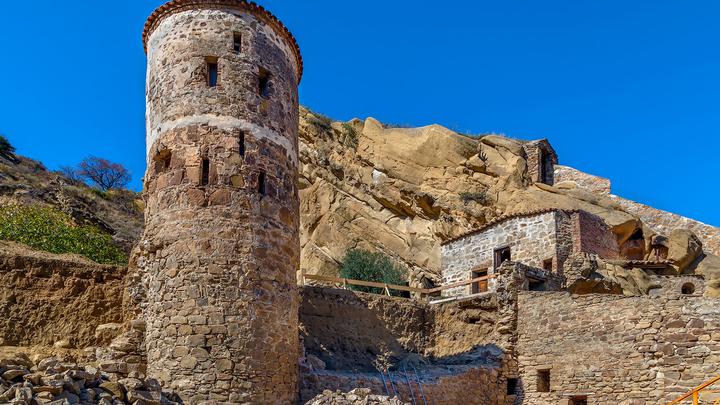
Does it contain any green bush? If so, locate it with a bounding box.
[0,135,15,154]
[460,191,490,205]
[307,112,333,131]
[0,204,127,265]
[339,249,406,296]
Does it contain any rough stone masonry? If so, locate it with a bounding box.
[134,1,302,403]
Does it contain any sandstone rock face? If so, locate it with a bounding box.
[137,3,302,403]
[298,110,655,285]
[0,242,129,348]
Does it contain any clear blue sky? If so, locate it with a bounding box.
[0,1,718,226]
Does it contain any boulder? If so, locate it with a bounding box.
[668,229,703,271]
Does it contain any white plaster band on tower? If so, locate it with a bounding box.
[146,115,298,166]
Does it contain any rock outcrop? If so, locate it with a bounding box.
[297,108,720,288]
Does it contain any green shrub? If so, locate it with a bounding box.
[340,249,406,296]
[0,135,15,154]
[460,191,490,205]
[307,112,333,131]
[341,123,359,149]
[0,204,127,265]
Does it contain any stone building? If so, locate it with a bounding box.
[440,209,619,298]
[135,1,302,403]
[523,139,557,185]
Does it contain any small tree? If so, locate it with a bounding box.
[77,156,131,191]
[0,135,15,154]
[58,166,83,183]
[340,249,406,295]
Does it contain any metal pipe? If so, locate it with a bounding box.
[412,364,429,405]
[403,365,417,405]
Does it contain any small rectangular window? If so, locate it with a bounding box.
[258,67,271,98]
[207,58,219,87]
[494,246,511,269]
[506,378,518,395]
[257,172,266,196]
[201,158,210,186]
[543,258,553,272]
[570,396,588,405]
[239,131,246,157]
[470,269,488,294]
[233,32,242,53]
[537,369,551,393]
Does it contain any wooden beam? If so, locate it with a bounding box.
[303,273,497,296]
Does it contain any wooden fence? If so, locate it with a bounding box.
[300,271,497,299]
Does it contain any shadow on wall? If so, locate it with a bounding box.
[300,286,430,372]
[299,286,504,372]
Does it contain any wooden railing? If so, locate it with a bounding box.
[300,271,497,299]
[668,374,720,405]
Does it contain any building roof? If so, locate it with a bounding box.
[142,0,303,82]
[441,208,582,246]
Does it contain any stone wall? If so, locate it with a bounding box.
[299,286,511,404]
[0,242,128,348]
[523,140,557,185]
[138,4,301,403]
[554,165,611,195]
[300,287,431,372]
[612,196,720,256]
[441,212,558,297]
[517,291,720,404]
[553,165,719,256]
[572,211,620,259]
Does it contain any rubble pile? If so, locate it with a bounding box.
[306,388,410,405]
[0,355,178,405]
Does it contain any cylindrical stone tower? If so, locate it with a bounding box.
[138,1,302,403]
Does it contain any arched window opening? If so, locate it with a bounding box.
[681,283,695,295]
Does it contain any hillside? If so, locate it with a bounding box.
[0,154,143,255]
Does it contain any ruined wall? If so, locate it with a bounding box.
[554,165,611,195]
[517,292,720,404]
[523,140,557,185]
[441,212,557,297]
[300,287,431,372]
[553,165,720,256]
[299,286,508,405]
[138,3,301,403]
[0,242,128,348]
[612,196,720,256]
[571,211,620,259]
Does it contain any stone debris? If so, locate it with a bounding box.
[0,355,180,405]
[306,388,410,405]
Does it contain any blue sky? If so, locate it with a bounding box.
[0,1,718,226]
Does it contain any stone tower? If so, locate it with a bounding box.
[138,1,302,403]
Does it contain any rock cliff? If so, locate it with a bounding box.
[297,108,720,287]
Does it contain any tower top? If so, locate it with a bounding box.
[142,0,303,81]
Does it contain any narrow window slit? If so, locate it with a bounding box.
[258,67,271,98]
[206,57,219,87]
[239,132,246,157]
[201,158,210,186]
[258,172,266,196]
[233,32,242,53]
